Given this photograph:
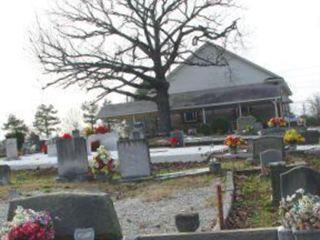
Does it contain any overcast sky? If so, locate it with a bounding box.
[0,0,319,137]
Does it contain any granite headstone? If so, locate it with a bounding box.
[252,136,284,163]
[7,192,122,240]
[6,138,18,160]
[118,139,151,179]
[280,166,320,199]
[0,165,10,185]
[57,137,90,182]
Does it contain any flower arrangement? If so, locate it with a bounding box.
[279,189,320,230]
[267,117,287,128]
[61,133,72,139]
[169,137,179,148]
[83,125,94,136]
[242,125,254,134]
[224,135,245,148]
[94,124,109,134]
[224,135,245,154]
[0,206,55,240]
[92,146,115,179]
[283,129,305,145]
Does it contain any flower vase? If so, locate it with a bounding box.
[293,229,320,240]
[278,226,294,240]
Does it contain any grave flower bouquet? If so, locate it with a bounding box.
[0,206,55,240]
[224,135,245,153]
[94,124,109,134]
[224,135,245,147]
[92,145,115,178]
[61,133,72,139]
[267,117,287,128]
[279,189,320,230]
[283,129,305,145]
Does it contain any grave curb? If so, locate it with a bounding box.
[213,171,235,230]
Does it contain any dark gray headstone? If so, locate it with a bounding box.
[270,162,287,206]
[280,166,320,199]
[130,128,145,140]
[252,136,284,163]
[301,130,320,145]
[57,137,90,182]
[118,139,151,179]
[0,165,10,185]
[7,192,122,240]
[6,138,18,160]
[260,149,283,167]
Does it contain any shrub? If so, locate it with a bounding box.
[210,117,230,134]
[198,124,211,136]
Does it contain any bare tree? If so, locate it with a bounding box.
[309,94,320,122]
[33,0,241,135]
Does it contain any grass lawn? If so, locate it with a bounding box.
[0,168,216,202]
[227,154,320,229]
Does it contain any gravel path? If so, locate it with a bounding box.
[0,182,218,237]
[114,183,217,237]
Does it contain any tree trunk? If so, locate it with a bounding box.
[156,87,172,136]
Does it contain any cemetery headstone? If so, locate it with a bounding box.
[260,149,283,167]
[87,132,119,154]
[47,138,58,157]
[6,138,18,160]
[301,130,320,145]
[118,139,151,179]
[252,136,284,164]
[237,115,257,134]
[0,165,10,185]
[260,149,283,176]
[74,228,95,240]
[280,166,320,199]
[56,137,90,182]
[7,192,122,240]
[270,162,288,206]
[129,127,145,140]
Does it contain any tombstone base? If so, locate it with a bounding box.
[56,174,93,183]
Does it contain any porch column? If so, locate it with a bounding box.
[202,108,207,124]
[238,104,243,117]
[272,100,279,117]
[279,102,284,118]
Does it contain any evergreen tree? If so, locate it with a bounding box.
[81,101,99,128]
[3,114,29,150]
[33,104,61,137]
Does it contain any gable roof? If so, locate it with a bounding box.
[167,42,292,95]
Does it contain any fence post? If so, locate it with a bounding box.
[216,184,224,229]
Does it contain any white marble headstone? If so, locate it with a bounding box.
[6,138,18,160]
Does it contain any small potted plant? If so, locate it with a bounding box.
[224,135,245,154]
[0,206,55,240]
[278,189,320,240]
[283,129,305,150]
[91,145,116,181]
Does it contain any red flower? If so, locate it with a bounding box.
[94,125,109,134]
[61,133,72,139]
